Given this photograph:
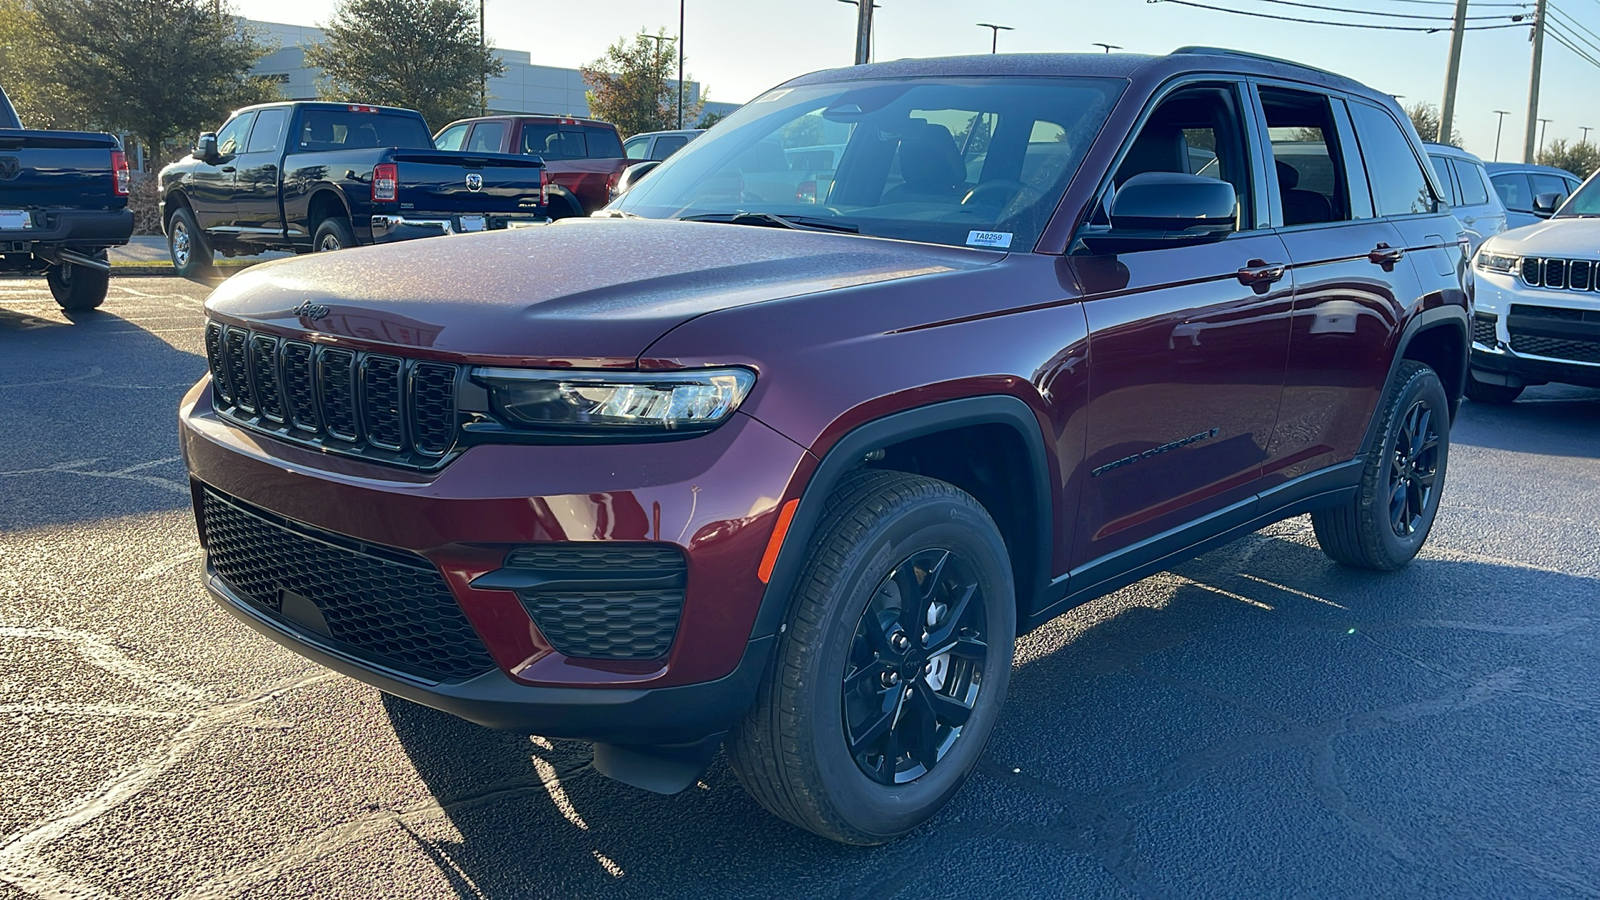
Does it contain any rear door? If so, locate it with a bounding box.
[232,106,290,240]
[1072,80,1294,573]
[1449,156,1505,248]
[1263,88,1425,478]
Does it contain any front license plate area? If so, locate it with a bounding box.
[459,215,486,233]
[0,210,31,230]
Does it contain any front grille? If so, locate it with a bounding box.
[199,488,495,682]
[1520,257,1599,291]
[501,543,687,660]
[203,321,460,468]
[1473,313,1497,347]
[1510,334,1600,363]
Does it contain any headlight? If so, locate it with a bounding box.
[1475,251,1517,274]
[472,366,755,433]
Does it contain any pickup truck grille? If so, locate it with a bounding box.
[1520,257,1598,291]
[205,321,460,467]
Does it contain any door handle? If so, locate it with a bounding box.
[1236,259,1287,293]
[220,166,236,173]
[1368,243,1405,267]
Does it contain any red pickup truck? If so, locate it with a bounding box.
[434,115,627,218]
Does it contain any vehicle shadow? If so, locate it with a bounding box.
[1452,383,1600,459]
[0,290,205,531]
[384,530,1600,897]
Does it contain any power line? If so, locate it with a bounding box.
[1546,20,1600,67]
[1148,0,1534,31]
[1233,0,1527,21]
[1548,4,1600,46]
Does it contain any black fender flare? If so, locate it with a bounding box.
[1359,303,1469,454]
[747,394,1056,641]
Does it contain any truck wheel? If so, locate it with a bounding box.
[1312,361,1450,571]
[1463,370,1523,405]
[726,470,1016,845]
[313,218,356,252]
[167,206,215,280]
[47,254,110,312]
[547,197,582,220]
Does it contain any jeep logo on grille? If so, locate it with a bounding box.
[465,172,483,192]
[0,157,20,181]
[293,301,331,320]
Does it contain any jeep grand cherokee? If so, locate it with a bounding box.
[181,48,1468,844]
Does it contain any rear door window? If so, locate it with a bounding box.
[1450,159,1490,206]
[1428,155,1460,205]
[244,108,289,155]
[1349,102,1438,216]
[650,135,689,159]
[1260,87,1355,226]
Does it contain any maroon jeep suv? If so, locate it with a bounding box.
[181,48,1468,844]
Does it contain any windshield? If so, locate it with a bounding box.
[1555,176,1600,217]
[611,76,1122,250]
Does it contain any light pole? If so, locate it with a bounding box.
[1493,109,1510,161]
[678,0,685,129]
[1582,126,1594,145]
[479,0,487,115]
[838,0,876,65]
[638,32,677,130]
[976,23,1013,54]
[1091,42,1121,53]
[1538,117,1553,156]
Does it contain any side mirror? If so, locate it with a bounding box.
[611,160,661,199]
[1083,172,1238,253]
[195,132,218,163]
[1532,191,1564,216]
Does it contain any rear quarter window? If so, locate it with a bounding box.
[1450,158,1490,206]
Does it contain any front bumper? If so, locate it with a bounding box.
[181,377,808,741]
[369,211,550,243]
[1470,268,1600,388]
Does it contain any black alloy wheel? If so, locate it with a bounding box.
[1388,398,1440,538]
[844,548,988,785]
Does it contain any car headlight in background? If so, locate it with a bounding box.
[1474,251,1517,274]
[472,367,755,433]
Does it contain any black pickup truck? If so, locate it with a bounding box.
[0,83,133,310]
[159,102,547,278]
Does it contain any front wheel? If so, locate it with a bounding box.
[167,206,214,280]
[1313,361,1451,570]
[313,217,357,252]
[46,254,110,311]
[727,470,1016,844]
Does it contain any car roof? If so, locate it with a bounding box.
[1422,142,1487,164]
[781,46,1382,103]
[233,101,422,117]
[630,129,704,138]
[445,114,614,128]
[1484,161,1580,178]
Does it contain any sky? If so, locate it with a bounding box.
[230,0,1600,162]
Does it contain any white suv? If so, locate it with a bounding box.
[1469,171,1600,402]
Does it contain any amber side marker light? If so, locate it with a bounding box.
[757,499,800,584]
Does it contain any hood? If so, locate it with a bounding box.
[204,218,994,366]
[1483,217,1600,258]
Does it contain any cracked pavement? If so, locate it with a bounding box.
[2,277,1597,898]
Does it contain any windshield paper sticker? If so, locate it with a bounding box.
[966,230,1013,249]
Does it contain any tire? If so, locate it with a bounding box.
[547,196,583,220]
[1463,369,1523,405]
[313,217,357,252]
[1312,361,1451,571]
[726,470,1016,845]
[46,254,110,311]
[167,206,215,280]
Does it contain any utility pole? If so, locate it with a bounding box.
[678,0,685,129]
[1437,0,1469,144]
[976,23,1013,54]
[480,0,487,115]
[1493,110,1510,160]
[838,0,875,65]
[1524,0,1547,163]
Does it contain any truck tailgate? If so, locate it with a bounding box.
[0,130,122,210]
[391,151,544,214]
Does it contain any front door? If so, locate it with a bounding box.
[1072,82,1294,574]
[188,111,255,232]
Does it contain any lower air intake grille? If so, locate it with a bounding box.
[1472,313,1496,347]
[501,543,688,660]
[200,488,495,682]
[1510,334,1600,364]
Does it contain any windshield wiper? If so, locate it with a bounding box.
[591,209,641,218]
[677,211,859,234]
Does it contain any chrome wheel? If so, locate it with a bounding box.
[1388,397,1440,537]
[317,233,342,251]
[171,222,191,268]
[843,548,988,786]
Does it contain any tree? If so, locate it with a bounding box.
[26,0,270,166]
[1536,139,1600,179]
[1405,101,1461,147]
[697,109,729,129]
[305,0,504,131]
[581,31,702,138]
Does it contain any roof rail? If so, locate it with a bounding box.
[1170,46,1345,80]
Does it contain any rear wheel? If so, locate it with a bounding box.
[727,470,1015,844]
[1313,361,1450,570]
[1463,370,1523,404]
[313,217,356,252]
[167,206,214,280]
[46,254,110,311]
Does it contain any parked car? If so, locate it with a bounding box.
[1425,142,1506,254]
[1486,161,1584,230]
[434,115,626,218]
[159,102,547,279]
[182,47,1467,844]
[624,128,704,161]
[0,82,132,310]
[1466,169,1600,402]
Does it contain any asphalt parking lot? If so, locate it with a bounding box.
[2,276,1597,899]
